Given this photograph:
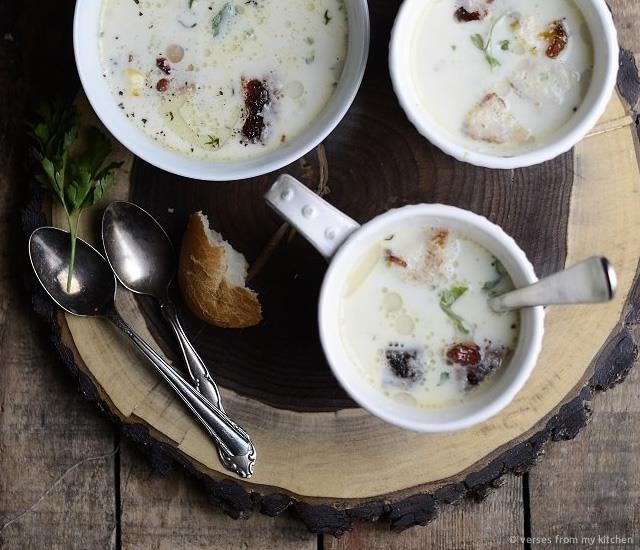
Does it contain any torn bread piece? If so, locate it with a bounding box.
[510,15,540,55]
[509,59,574,106]
[179,212,262,329]
[463,93,531,145]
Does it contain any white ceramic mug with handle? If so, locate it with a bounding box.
[265,175,545,432]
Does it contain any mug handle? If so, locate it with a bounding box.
[265,174,360,259]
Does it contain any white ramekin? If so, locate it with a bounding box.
[265,175,545,433]
[389,0,619,169]
[73,1,370,181]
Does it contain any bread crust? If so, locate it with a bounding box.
[463,93,530,145]
[178,213,262,329]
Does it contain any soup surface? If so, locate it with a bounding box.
[411,0,593,155]
[339,225,520,410]
[99,0,348,160]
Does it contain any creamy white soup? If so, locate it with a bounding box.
[411,0,593,155]
[339,225,520,410]
[98,0,348,160]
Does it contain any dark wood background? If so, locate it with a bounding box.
[1,1,640,548]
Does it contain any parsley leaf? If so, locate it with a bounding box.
[471,33,485,50]
[440,285,470,334]
[205,135,220,148]
[482,260,509,297]
[486,54,500,68]
[212,3,236,37]
[29,102,122,292]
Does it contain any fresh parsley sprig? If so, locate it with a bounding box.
[471,13,508,69]
[29,102,122,292]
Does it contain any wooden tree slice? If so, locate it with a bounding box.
[22,0,640,530]
[26,88,640,534]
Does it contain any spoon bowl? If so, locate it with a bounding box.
[29,227,116,317]
[102,201,222,409]
[102,201,174,297]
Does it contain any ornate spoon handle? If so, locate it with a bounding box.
[160,299,223,410]
[106,306,256,478]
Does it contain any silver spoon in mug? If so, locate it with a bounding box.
[101,201,222,410]
[29,227,256,478]
[489,257,617,312]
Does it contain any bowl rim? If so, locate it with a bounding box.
[389,0,620,169]
[73,0,371,181]
[318,204,546,433]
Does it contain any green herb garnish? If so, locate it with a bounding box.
[323,10,332,25]
[205,135,220,148]
[482,260,509,297]
[29,102,122,292]
[440,285,470,334]
[212,3,236,37]
[500,40,510,51]
[471,33,484,50]
[188,0,194,7]
[470,13,508,69]
[305,36,315,45]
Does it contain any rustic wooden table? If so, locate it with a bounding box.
[1,1,640,549]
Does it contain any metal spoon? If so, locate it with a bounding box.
[29,227,256,478]
[489,257,617,312]
[101,201,222,410]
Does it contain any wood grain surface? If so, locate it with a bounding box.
[42,88,640,520]
[0,4,119,549]
[1,1,640,549]
[40,7,640,529]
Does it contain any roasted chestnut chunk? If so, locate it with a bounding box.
[242,78,270,143]
[446,342,482,366]
[454,7,488,22]
[541,19,568,59]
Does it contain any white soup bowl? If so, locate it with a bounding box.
[74,0,370,181]
[265,175,545,432]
